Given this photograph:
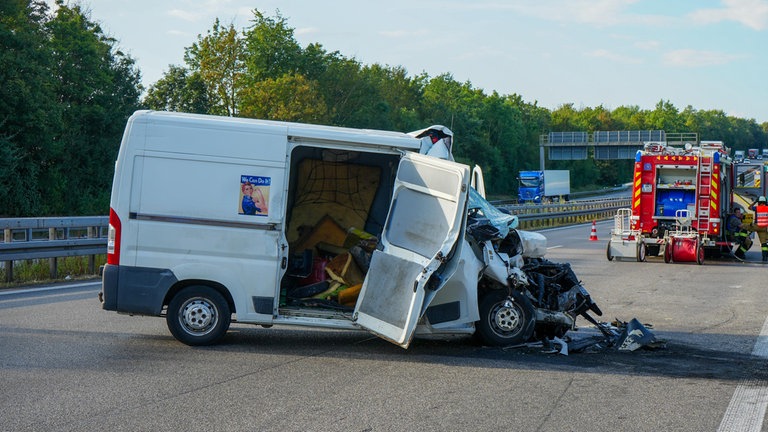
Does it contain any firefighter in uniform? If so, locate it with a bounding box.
[749,196,768,261]
[727,208,751,259]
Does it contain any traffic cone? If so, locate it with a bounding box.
[589,220,599,241]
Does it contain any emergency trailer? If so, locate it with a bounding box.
[619,140,735,264]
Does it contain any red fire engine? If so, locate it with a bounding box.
[627,140,734,264]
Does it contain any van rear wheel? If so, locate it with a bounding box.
[167,286,231,346]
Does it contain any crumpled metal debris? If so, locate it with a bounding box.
[616,318,657,351]
[502,317,664,355]
[526,336,570,355]
[565,318,664,353]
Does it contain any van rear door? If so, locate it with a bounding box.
[354,153,469,348]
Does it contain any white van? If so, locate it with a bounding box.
[101,110,477,348]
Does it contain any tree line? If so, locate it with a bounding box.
[2,2,767,217]
[1,0,141,217]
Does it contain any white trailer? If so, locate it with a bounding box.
[543,170,570,200]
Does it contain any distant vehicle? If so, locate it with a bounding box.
[748,149,759,159]
[517,170,570,204]
[734,150,745,163]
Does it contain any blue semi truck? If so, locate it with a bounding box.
[518,170,570,204]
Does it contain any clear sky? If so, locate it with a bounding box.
[52,0,768,123]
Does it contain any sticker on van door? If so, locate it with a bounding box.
[239,175,270,216]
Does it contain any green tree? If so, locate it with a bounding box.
[238,10,342,125]
[242,9,303,82]
[239,73,328,122]
[360,64,426,131]
[299,42,334,81]
[502,94,549,194]
[143,65,210,113]
[648,100,683,131]
[727,116,766,150]
[682,107,728,141]
[475,92,527,193]
[611,105,647,130]
[421,75,509,189]
[185,19,244,116]
[314,55,389,128]
[44,1,142,215]
[571,105,614,131]
[0,0,55,216]
[550,104,579,131]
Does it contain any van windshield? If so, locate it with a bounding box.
[468,187,518,238]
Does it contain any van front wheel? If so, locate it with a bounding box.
[167,286,231,346]
[476,289,535,346]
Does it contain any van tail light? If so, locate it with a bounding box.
[107,207,121,265]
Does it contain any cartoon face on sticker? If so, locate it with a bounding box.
[239,175,270,216]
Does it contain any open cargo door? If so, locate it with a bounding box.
[354,153,469,348]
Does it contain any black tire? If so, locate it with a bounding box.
[167,286,231,346]
[476,290,535,346]
[636,242,647,262]
[606,240,614,261]
[663,242,672,263]
[696,242,705,265]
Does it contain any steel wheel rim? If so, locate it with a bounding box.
[489,299,523,336]
[178,297,218,336]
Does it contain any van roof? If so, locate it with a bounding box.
[130,110,422,150]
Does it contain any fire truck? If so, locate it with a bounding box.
[608,140,737,264]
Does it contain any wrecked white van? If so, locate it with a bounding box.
[101,110,477,348]
[101,111,604,349]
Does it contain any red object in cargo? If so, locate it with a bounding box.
[299,257,329,286]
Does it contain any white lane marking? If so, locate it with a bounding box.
[717,316,768,432]
[0,281,100,296]
[547,245,563,249]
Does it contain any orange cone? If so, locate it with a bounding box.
[589,220,599,241]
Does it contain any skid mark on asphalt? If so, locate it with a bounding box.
[717,315,768,432]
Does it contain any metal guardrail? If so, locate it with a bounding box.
[0,198,630,283]
[1,217,108,283]
[489,185,631,206]
[502,198,630,230]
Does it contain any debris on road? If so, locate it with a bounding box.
[502,317,665,355]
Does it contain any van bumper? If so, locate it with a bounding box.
[101,264,178,316]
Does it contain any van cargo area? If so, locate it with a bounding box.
[280,146,399,318]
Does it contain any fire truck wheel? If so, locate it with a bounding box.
[476,289,535,346]
[696,242,705,265]
[606,240,614,261]
[636,242,647,262]
[167,286,231,346]
[663,243,672,263]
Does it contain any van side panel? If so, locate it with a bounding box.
[108,114,289,322]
